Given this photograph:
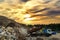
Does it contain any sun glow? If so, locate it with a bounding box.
[24,14,31,18]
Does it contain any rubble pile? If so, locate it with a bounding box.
[0,24,27,40]
[0,26,16,40]
[0,16,27,40]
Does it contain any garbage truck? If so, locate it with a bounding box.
[28,26,56,37]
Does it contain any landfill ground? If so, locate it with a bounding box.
[0,25,60,40]
[0,26,60,40]
[25,33,60,40]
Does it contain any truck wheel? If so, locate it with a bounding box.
[45,34,51,37]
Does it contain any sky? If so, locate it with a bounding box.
[0,0,60,24]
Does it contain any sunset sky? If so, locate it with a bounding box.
[0,0,60,24]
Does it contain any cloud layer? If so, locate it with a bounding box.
[0,0,60,24]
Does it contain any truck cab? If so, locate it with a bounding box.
[43,29,56,37]
[44,29,56,34]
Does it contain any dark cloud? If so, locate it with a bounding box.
[20,0,29,2]
[43,0,52,3]
[46,10,60,16]
[30,9,60,21]
[32,10,60,16]
[30,8,50,13]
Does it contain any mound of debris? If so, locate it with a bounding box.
[0,16,27,40]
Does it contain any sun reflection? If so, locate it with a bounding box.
[24,14,31,18]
